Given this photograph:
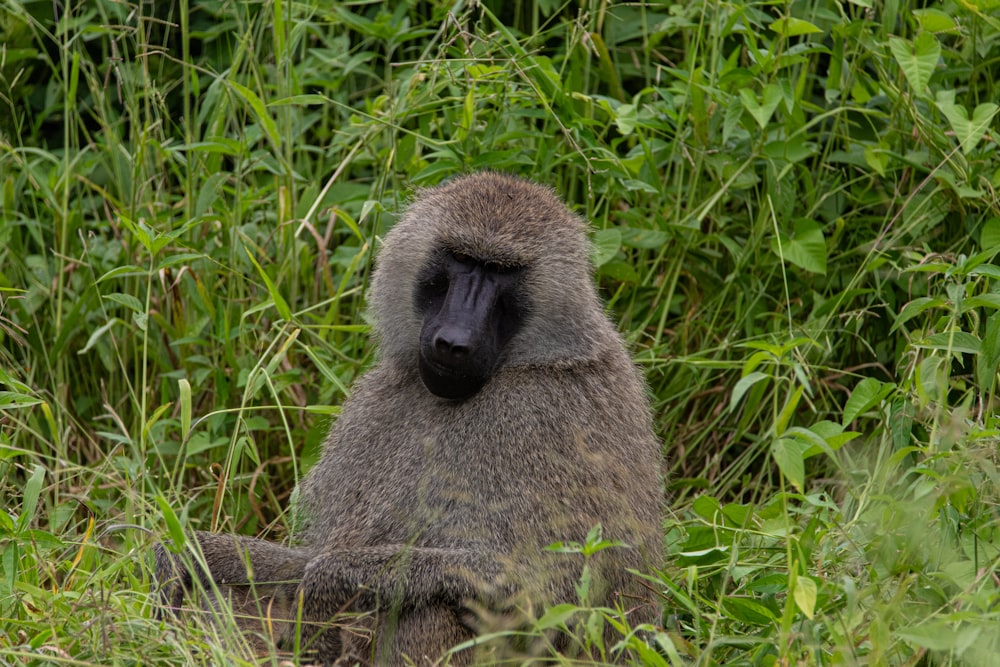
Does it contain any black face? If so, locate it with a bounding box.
[414,250,528,400]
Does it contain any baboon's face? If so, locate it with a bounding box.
[414,248,529,400]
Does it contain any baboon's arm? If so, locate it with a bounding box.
[154,532,310,607]
[302,545,499,613]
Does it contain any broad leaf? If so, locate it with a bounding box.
[981,217,1000,253]
[535,603,579,630]
[740,83,783,128]
[0,391,44,409]
[888,32,940,94]
[890,297,946,333]
[620,227,669,249]
[614,103,637,135]
[103,292,144,313]
[771,437,806,491]
[722,596,777,625]
[794,576,817,619]
[229,81,281,149]
[771,218,827,274]
[591,229,622,267]
[843,377,895,426]
[15,466,45,533]
[864,144,889,177]
[913,8,958,33]
[897,622,977,652]
[919,331,981,355]
[771,17,823,36]
[976,312,1000,394]
[729,371,769,413]
[936,90,998,154]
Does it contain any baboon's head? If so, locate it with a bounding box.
[371,172,607,401]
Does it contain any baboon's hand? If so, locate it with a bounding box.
[300,545,497,616]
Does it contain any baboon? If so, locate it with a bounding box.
[155,172,663,664]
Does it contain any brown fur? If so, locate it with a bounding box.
[155,172,663,665]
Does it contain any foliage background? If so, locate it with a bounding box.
[2,0,1000,664]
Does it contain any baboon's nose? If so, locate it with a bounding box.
[433,327,471,363]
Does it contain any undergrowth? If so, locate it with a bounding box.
[2,0,1000,664]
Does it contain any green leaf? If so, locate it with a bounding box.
[0,368,32,394]
[0,391,44,409]
[966,294,1000,310]
[103,292,144,313]
[458,88,474,141]
[622,178,659,195]
[632,637,674,667]
[78,318,122,355]
[117,215,170,255]
[772,437,806,491]
[179,378,192,442]
[740,83,783,128]
[763,135,817,164]
[771,218,827,274]
[918,331,981,355]
[842,377,895,426]
[157,253,205,270]
[890,297,946,333]
[15,465,45,533]
[535,603,579,630]
[729,371,769,413]
[177,138,245,156]
[863,144,889,177]
[268,94,328,106]
[976,312,1000,394]
[597,260,638,283]
[889,398,915,450]
[721,596,777,626]
[888,32,940,94]
[723,94,745,142]
[243,246,292,321]
[185,433,229,456]
[229,81,281,149]
[935,90,998,155]
[614,103,637,135]
[775,385,804,436]
[620,228,669,249]
[96,265,146,282]
[897,622,972,651]
[794,576,817,619]
[691,495,722,521]
[747,573,788,595]
[155,496,187,551]
[981,218,1000,253]
[771,17,823,37]
[968,264,1000,279]
[913,9,958,33]
[782,425,831,458]
[591,229,621,268]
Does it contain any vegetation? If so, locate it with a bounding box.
[2,0,1000,664]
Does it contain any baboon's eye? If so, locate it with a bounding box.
[426,271,448,289]
[451,251,473,265]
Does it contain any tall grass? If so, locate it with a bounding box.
[2,0,1000,664]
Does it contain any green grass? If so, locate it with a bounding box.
[2,0,1000,664]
